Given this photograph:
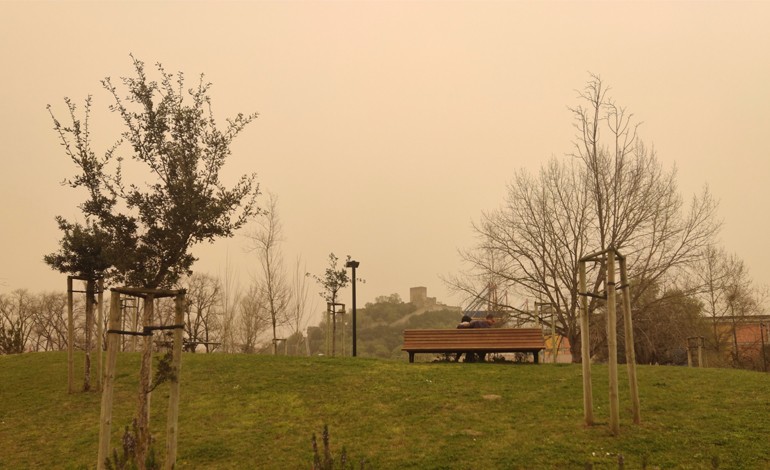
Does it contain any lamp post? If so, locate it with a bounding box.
[345,259,360,357]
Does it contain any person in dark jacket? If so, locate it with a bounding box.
[455,315,473,362]
[470,313,496,361]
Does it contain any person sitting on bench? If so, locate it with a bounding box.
[471,313,495,362]
[455,315,473,362]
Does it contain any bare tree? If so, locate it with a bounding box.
[615,284,706,365]
[218,254,242,353]
[182,273,221,352]
[288,256,316,355]
[247,193,290,355]
[451,75,720,362]
[0,290,36,354]
[238,284,269,353]
[687,246,769,367]
[31,292,69,352]
[692,247,742,355]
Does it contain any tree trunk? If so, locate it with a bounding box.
[136,294,155,469]
[569,330,582,363]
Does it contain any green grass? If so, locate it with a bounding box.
[1,352,769,469]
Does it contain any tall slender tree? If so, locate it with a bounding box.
[247,193,290,355]
[289,255,315,355]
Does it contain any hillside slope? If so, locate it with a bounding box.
[1,352,769,469]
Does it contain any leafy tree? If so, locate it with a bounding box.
[450,75,720,362]
[309,253,352,356]
[310,254,352,305]
[0,320,24,354]
[46,56,259,467]
[373,293,403,305]
[45,56,259,289]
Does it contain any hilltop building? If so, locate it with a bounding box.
[408,286,461,313]
[409,286,436,308]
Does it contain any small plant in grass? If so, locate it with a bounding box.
[105,420,137,470]
[105,419,160,470]
[311,424,367,470]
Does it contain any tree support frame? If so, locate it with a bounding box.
[97,287,186,470]
[578,247,641,435]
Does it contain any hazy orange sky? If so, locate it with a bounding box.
[1,1,769,316]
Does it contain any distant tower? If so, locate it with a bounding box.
[410,287,428,306]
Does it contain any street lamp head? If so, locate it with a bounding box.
[345,260,360,269]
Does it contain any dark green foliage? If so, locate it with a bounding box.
[43,218,115,280]
[46,56,259,288]
[357,301,459,360]
[0,320,24,354]
[148,350,175,393]
[309,253,352,305]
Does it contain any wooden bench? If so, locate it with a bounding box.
[402,328,546,363]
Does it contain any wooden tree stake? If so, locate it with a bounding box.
[97,278,104,391]
[606,250,620,436]
[83,279,94,391]
[164,293,186,469]
[97,290,122,470]
[136,294,155,469]
[67,277,74,394]
[579,261,594,426]
[619,256,641,424]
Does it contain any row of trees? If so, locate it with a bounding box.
[0,284,455,363]
[0,289,70,354]
[182,246,315,356]
[449,74,767,367]
[0,256,313,357]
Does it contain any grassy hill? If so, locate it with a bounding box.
[1,352,769,469]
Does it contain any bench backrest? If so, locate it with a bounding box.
[402,328,545,352]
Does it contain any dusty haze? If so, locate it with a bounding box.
[1,2,769,322]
